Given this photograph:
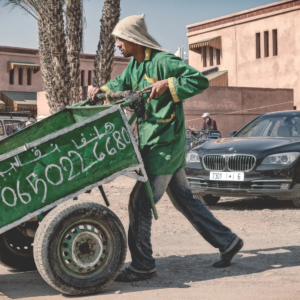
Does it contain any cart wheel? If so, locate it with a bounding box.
[0,227,36,271]
[34,200,126,296]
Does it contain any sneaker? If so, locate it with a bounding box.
[115,267,156,282]
[212,238,244,268]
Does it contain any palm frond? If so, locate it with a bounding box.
[0,0,38,19]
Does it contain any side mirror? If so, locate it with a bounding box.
[228,131,237,137]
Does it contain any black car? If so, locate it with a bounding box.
[185,111,300,208]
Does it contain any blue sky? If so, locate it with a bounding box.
[0,0,278,57]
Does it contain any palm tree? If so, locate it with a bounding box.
[1,0,84,113]
[93,0,120,88]
[65,0,84,104]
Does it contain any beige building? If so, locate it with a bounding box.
[187,0,300,108]
[0,45,129,115]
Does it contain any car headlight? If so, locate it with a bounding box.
[261,152,300,165]
[186,151,201,163]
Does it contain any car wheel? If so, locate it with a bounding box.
[194,193,220,206]
[34,200,127,296]
[292,198,300,208]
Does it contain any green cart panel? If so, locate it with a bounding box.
[0,106,142,233]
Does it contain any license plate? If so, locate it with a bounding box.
[210,172,244,181]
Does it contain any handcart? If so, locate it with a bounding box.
[0,92,157,295]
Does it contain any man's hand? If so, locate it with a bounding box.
[88,87,102,101]
[140,79,169,103]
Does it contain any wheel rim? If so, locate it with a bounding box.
[3,228,34,257]
[57,219,113,279]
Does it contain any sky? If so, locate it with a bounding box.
[0,0,279,57]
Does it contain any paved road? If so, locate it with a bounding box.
[0,176,300,300]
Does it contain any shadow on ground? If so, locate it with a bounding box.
[0,246,299,298]
[210,197,296,211]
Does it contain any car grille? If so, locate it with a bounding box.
[203,154,256,172]
[207,181,251,189]
[203,155,226,171]
[187,178,284,191]
[228,155,256,172]
[251,182,282,190]
[188,177,207,189]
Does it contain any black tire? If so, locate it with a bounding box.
[194,193,220,206]
[0,227,36,271]
[292,198,300,208]
[34,200,127,296]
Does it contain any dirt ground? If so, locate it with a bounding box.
[0,175,300,300]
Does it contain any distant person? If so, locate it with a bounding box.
[13,123,24,133]
[5,125,13,136]
[201,113,218,131]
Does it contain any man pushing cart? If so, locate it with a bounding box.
[89,14,243,283]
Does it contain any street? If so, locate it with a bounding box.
[0,175,300,300]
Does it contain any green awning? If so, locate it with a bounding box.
[189,36,222,53]
[7,61,40,73]
[206,70,228,81]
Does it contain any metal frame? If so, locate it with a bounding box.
[0,105,157,235]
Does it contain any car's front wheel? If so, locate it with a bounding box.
[194,193,220,206]
[292,198,300,208]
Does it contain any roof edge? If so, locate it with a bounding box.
[187,0,297,31]
[0,46,130,62]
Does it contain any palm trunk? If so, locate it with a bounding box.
[38,12,55,108]
[93,0,120,88]
[44,0,72,113]
[65,0,83,104]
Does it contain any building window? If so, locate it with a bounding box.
[264,31,269,57]
[216,49,221,65]
[9,69,14,85]
[88,70,92,85]
[272,29,278,56]
[27,68,32,85]
[256,33,261,59]
[202,46,207,68]
[81,70,85,86]
[209,47,213,66]
[18,68,23,85]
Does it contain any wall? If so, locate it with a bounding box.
[0,46,130,93]
[78,56,129,86]
[0,50,43,93]
[183,86,294,137]
[187,1,300,108]
[37,91,49,117]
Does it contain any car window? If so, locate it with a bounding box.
[236,115,300,138]
[268,119,284,137]
[237,119,270,137]
[4,120,23,136]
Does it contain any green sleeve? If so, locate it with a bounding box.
[156,53,209,102]
[101,59,133,93]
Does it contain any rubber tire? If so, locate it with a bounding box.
[33,200,127,296]
[292,198,300,208]
[0,227,36,271]
[194,193,220,206]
